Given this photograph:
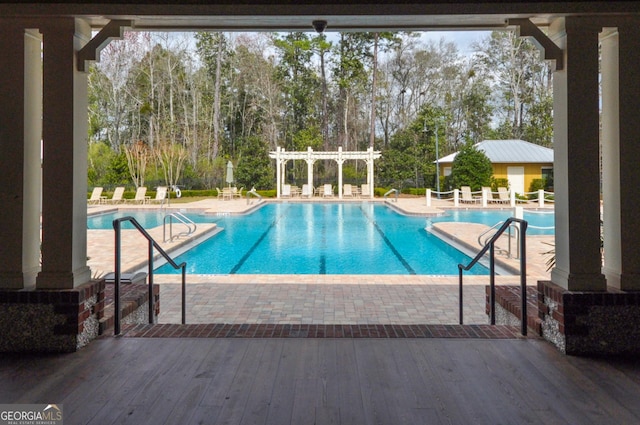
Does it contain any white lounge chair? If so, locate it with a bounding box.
[323,184,334,198]
[360,184,371,198]
[301,184,313,198]
[497,187,511,204]
[106,186,125,204]
[460,186,480,203]
[343,184,354,198]
[282,184,291,198]
[88,187,106,204]
[131,186,150,204]
[152,186,168,204]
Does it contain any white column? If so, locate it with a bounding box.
[538,189,545,208]
[367,147,375,199]
[603,22,640,290]
[36,18,91,289]
[550,17,606,291]
[23,29,43,288]
[306,147,314,192]
[0,24,42,289]
[601,29,622,288]
[337,146,343,199]
[426,189,431,207]
[275,147,281,198]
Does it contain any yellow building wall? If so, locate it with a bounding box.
[491,162,552,191]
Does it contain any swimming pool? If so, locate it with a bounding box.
[152,204,526,276]
[89,204,554,275]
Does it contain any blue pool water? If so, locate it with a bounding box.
[89,204,554,275]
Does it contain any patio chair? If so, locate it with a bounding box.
[106,186,125,204]
[483,187,497,204]
[88,187,106,205]
[221,187,234,200]
[361,184,371,198]
[460,186,480,203]
[323,184,334,198]
[282,184,292,198]
[343,184,354,198]
[497,187,511,204]
[301,184,313,198]
[234,187,244,199]
[131,186,150,204]
[152,186,168,204]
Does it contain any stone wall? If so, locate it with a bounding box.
[538,280,640,356]
[0,279,105,353]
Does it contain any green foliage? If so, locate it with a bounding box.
[451,143,493,191]
[527,178,546,200]
[401,188,427,196]
[235,136,273,190]
[104,152,131,187]
[490,177,509,191]
[88,142,116,187]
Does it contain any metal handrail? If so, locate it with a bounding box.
[246,187,263,205]
[458,217,528,336]
[383,188,399,202]
[163,212,197,242]
[113,217,187,336]
[477,221,521,259]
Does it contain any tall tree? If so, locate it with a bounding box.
[474,31,552,144]
[196,32,232,161]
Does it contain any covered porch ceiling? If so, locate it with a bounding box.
[2,1,637,32]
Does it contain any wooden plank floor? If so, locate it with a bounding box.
[2,338,640,425]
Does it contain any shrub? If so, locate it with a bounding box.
[528,178,546,200]
[451,143,493,191]
[490,177,509,192]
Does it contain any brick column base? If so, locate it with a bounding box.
[0,279,105,353]
[538,280,640,355]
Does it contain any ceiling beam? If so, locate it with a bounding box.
[77,19,133,72]
[509,18,564,71]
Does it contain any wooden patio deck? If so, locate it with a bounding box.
[2,337,639,424]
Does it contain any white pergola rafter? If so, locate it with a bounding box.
[269,146,381,199]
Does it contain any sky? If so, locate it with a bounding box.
[420,30,493,55]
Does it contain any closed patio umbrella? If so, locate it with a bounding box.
[226,160,234,187]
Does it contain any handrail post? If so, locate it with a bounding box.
[182,265,186,325]
[114,223,122,336]
[148,240,154,324]
[520,221,528,336]
[489,244,496,325]
[458,265,464,325]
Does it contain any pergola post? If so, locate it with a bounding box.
[306,147,314,193]
[337,146,344,199]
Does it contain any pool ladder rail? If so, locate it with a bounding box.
[163,211,197,242]
[477,221,521,259]
[458,217,528,336]
[113,216,187,336]
[246,187,263,205]
[383,188,399,202]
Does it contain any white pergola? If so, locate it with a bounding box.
[269,146,382,199]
